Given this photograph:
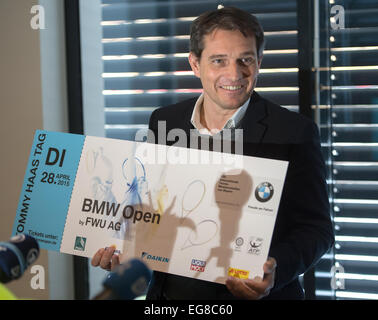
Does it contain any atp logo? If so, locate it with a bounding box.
[247,237,263,256]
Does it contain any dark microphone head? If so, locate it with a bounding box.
[102,258,151,300]
[0,234,40,283]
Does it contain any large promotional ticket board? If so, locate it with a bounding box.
[12,130,288,284]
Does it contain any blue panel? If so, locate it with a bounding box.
[12,130,85,251]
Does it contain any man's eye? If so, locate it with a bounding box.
[212,59,224,65]
[241,57,254,65]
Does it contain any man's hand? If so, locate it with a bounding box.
[226,257,277,300]
[91,246,121,271]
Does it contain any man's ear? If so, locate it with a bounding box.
[258,55,263,69]
[188,52,201,78]
[255,55,263,77]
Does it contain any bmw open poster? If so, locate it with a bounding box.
[12,130,288,284]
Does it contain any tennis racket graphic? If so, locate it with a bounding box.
[181,219,218,250]
[181,180,206,220]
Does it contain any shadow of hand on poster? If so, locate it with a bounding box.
[120,190,196,273]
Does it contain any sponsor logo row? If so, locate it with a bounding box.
[234,236,263,256]
[189,259,250,281]
[140,253,251,280]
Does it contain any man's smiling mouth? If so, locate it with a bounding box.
[220,85,243,91]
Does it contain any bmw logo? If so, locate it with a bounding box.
[255,182,274,202]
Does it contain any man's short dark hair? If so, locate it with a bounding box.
[190,7,265,59]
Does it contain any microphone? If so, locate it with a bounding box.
[94,258,152,300]
[0,234,40,283]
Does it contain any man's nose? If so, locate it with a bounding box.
[227,61,244,81]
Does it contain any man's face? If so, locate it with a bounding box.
[189,29,262,112]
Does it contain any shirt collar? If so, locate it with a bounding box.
[190,93,250,135]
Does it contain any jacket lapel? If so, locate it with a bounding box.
[241,91,268,146]
[176,98,196,140]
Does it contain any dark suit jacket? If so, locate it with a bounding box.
[146,91,334,300]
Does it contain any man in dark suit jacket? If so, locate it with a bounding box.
[146,90,333,300]
[92,7,334,300]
